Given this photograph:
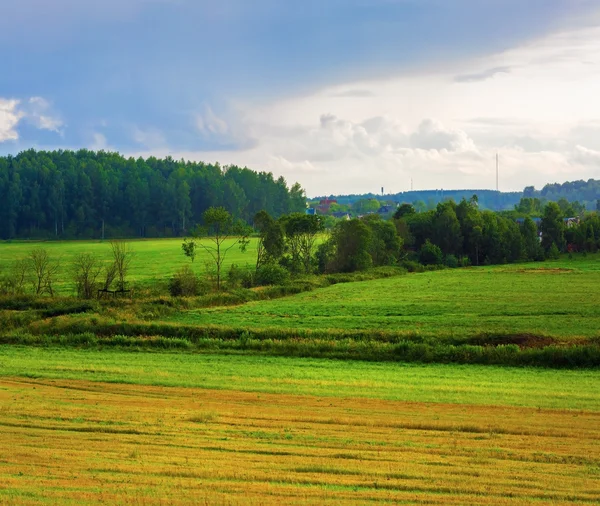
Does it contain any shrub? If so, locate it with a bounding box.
[255,262,291,286]
[444,254,459,268]
[547,242,560,260]
[227,264,253,289]
[458,256,472,268]
[169,265,201,296]
[419,240,443,266]
[401,260,424,273]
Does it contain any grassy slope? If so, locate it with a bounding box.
[173,257,600,341]
[0,237,259,294]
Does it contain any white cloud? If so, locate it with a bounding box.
[132,126,166,149]
[90,132,109,151]
[25,97,63,133]
[572,145,600,165]
[0,96,64,143]
[128,20,600,195]
[0,99,23,142]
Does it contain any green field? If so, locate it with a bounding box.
[0,238,259,294]
[172,257,600,341]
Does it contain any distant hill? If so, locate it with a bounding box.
[313,179,600,212]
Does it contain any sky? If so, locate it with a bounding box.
[2,0,600,197]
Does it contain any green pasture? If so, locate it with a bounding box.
[174,256,600,341]
[1,348,598,410]
[0,237,258,294]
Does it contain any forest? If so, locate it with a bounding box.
[0,149,306,240]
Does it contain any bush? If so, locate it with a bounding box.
[444,254,459,268]
[255,262,291,286]
[419,240,443,266]
[401,260,425,273]
[227,264,253,288]
[169,265,202,296]
[458,256,472,268]
[547,242,560,260]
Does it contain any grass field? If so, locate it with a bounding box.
[171,256,600,341]
[1,349,599,504]
[0,238,259,294]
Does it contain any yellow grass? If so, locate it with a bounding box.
[1,378,599,504]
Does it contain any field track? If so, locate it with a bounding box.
[1,376,599,505]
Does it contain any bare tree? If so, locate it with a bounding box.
[72,252,102,299]
[0,259,29,295]
[29,248,60,296]
[101,262,118,293]
[110,241,134,291]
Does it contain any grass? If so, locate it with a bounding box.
[0,348,598,410]
[171,256,600,341]
[0,237,260,294]
[0,349,599,504]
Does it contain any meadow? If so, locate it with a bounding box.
[2,240,600,366]
[1,349,599,504]
[0,237,260,294]
[173,259,600,340]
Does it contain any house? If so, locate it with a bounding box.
[332,212,351,220]
[306,207,316,216]
[377,205,396,215]
[564,217,580,228]
[317,199,337,214]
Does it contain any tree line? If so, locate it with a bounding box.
[0,149,306,240]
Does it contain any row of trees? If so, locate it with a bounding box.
[0,149,306,239]
[177,199,600,295]
[0,242,134,299]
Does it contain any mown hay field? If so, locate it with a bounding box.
[172,256,600,341]
[0,238,259,294]
[1,350,599,504]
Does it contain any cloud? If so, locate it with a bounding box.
[572,145,600,165]
[454,66,512,82]
[132,126,166,149]
[410,119,477,152]
[330,89,375,98]
[25,97,63,133]
[90,132,109,151]
[0,99,23,142]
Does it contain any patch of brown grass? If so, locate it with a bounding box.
[0,378,599,504]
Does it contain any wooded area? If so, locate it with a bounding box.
[0,149,306,239]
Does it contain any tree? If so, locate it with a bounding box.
[419,240,443,266]
[72,252,102,299]
[254,210,284,270]
[181,238,197,263]
[352,199,380,215]
[541,202,565,252]
[110,241,134,291]
[363,215,402,266]
[394,203,415,219]
[281,213,323,274]
[29,248,60,296]
[194,207,250,290]
[432,201,463,256]
[521,217,544,261]
[328,219,373,272]
[0,259,28,295]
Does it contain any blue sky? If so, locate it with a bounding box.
[2,0,600,195]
